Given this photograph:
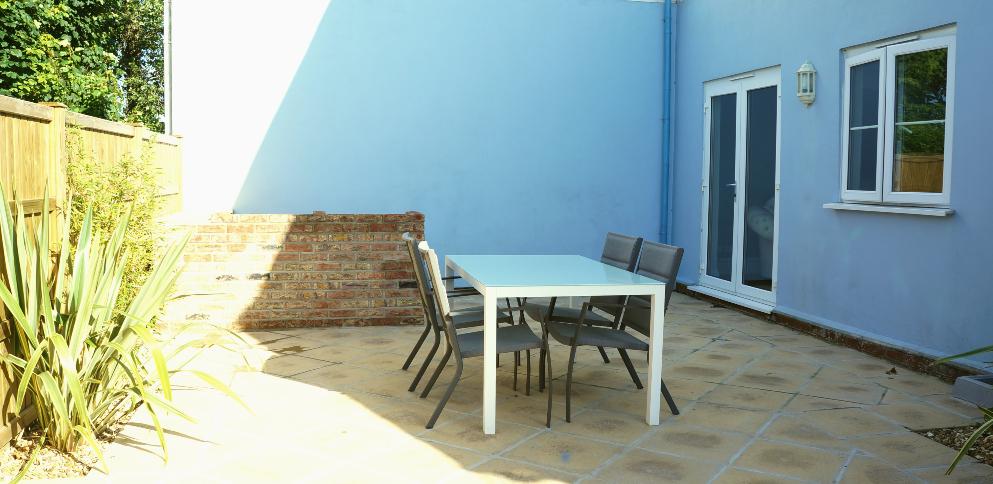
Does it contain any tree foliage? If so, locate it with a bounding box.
[0,0,164,130]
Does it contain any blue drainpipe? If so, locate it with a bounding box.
[660,0,674,243]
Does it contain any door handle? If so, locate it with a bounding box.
[726,183,737,188]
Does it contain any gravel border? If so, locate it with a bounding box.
[916,422,993,468]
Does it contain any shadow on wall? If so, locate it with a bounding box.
[166,212,426,330]
[232,0,668,259]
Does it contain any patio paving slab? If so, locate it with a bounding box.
[41,292,990,483]
[711,467,805,483]
[594,448,721,483]
[839,456,919,484]
[761,415,852,452]
[638,423,752,464]
[732,440,848,482]
[503,431,624,474]
[869,402,975,430]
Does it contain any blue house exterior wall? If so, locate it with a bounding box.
[670,0,993,361]
[235,0,665,261]
[228,0,989,363]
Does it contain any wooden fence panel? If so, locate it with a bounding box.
[0,96,57,450]
[148,133,183,215]
[0,94,183,447]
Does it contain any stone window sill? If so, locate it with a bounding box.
[823,202,954,217]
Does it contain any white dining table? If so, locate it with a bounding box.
[444,254,667,435]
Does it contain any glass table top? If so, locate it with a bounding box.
[446,255,665,288]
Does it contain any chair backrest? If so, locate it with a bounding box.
[600,232,643,271]
[418,242,462,355]
[591,233,644,315]
[620,240,684,337]
[637,241,683,310]
[403,232,441,331]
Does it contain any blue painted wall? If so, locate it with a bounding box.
[670,0,993,360]
[236,0,665,260]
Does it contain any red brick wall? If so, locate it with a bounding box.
[165,211,425,329]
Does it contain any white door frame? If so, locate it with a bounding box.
[699,66,781,306]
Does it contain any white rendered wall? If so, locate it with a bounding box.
[171,0,332,214]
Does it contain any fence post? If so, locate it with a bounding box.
[39,102,67,243]
[130,122,148,159]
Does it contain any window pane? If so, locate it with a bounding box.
[892,47,947,193]
[847,60,879,191]
[894,48,948,123]
[847,128,878,191]
[850,61,879,128]
[706,93,736,282]
[893,122,945,193]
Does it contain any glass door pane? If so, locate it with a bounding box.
[706,93,737,282]
[741,86,777,292]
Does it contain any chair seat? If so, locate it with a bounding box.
[523,302,614,326]
[457,324,542,358]
[452,308,514,329]
[546,322,649,351]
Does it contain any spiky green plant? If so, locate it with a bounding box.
[0,183,245,475]
[934,346,993,475]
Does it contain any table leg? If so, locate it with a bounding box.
[646,289,664,425]
[483,292,497,434]
[444,260,455,292]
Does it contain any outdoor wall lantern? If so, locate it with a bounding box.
[796,61,816,105]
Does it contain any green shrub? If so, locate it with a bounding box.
[66,127,160,317]
[0,184,245,475]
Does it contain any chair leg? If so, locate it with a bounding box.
[408,329,441,392]
[660,378,680,416]
[426,359,464,429]
[402,324,431,370]
[538,344,546,392]
[420,345,452,399]
[513,351,519,391]
[596,346,611,364]
[618,349,643,389]
[544,340,553,427]
[566,343,578,423]
[525,350,531,396]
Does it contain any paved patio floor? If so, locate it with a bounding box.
[71,293,990,483]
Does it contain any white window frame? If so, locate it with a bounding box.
[882,36,955,206]
[841,49,886,202]
[841,33,956,207]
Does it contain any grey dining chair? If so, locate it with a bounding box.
[524,232,643,370]
[400,233,519,392]
[401,233,476,365]
[418,241,553,429]
[526,240,683,422]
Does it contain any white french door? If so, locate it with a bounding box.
[699,67,781,305]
